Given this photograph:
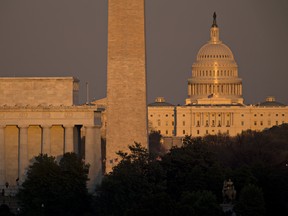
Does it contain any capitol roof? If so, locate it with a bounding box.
[256,97,286,107]
[195,12,236,63]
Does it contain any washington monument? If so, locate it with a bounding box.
[106,0,148,172]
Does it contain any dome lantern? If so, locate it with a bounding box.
[210,12,220,44]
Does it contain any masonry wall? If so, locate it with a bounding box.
[0,77,79,106]
[106,0,148,172]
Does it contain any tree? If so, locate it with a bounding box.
[175,191,222,216]
[94,143,166,216]
[58,153,91,215]
[17,153,91,216]
[149,130,164,155]
[162,136,225,200]
[235,184,266,216]
[0,204,15,216]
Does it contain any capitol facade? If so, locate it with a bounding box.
[148,14,288,148]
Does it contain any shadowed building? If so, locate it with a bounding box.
[106,0,148,172]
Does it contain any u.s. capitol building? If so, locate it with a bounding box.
[148,14,288,148]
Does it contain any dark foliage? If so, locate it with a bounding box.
[17,153,91,216]
[234,184,266,216]
[94,124,288,216]
[0,204,15,216]
[149,130,164,156]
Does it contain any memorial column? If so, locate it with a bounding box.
[85,125,102,192]
[19,125,29,182]
[42,125,52,155]
[64,125,74,153]
[0,125,5,185]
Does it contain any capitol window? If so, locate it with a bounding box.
[183,130,185,135]
[218,121,221,127]
[226,121,230,127]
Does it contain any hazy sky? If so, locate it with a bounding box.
[0,0,287,105]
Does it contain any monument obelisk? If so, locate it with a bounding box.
[106,0,148,172]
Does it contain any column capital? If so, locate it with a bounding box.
[41,124,52,128]
[63,124,74,128]
[18,124,29,129]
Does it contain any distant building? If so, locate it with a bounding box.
[148,14,288,149]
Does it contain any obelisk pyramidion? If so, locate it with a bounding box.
[106,0,148,172]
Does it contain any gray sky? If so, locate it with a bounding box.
[0,0,287,105]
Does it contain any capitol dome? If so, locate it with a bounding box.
[186,13,244,105]
[197,43,234,61]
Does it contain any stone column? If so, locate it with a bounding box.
[64,125,74,153]
[0,125,5,185]
[42,125,51,155]
[19,125,29,183]
[85,125,102,193]
[188,84,191,97]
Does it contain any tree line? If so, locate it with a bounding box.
[4,124,288,215]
